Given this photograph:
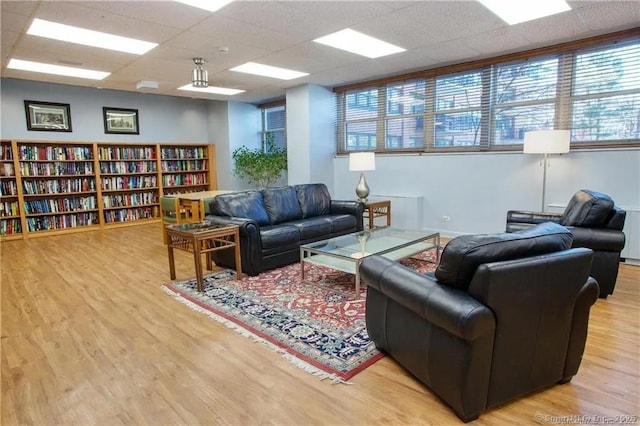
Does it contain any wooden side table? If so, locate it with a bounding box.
[166,222,241,292]
[364,200,391,229]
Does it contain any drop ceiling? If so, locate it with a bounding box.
[1,1,639,104]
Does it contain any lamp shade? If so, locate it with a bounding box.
[523,130,570,154]
[349,152,376,171]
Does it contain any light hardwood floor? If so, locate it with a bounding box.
[2,224,639,425]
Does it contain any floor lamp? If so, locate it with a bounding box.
[349,152,376,203]
[523,130,570,212]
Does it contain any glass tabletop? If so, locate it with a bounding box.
[302,227,438,259]
[166,221,233,233]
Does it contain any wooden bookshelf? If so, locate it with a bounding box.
[160,144,216,195]
[0,140,23,240]
[0,140,216,240]
[17,140,100,237]
[98,143,160,227]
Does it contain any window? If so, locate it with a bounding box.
[261,104,286,151]
[435,71,483,147]
[335,32,640,153]
[493,58,558,145]
[571,42,640,142]
[385,81,425,149]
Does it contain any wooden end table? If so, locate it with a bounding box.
[364,200,391,229]
[166,222,241,292]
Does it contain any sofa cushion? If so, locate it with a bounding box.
[435,222,573,291]
[210,190,270,225]
[287,217,333,241]
[294,183,331,218]
[262,186,303,224]
[325,214,358,234]
[561,189,614,227]
[259,225,300,250]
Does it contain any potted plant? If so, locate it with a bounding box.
[232,132,287,188]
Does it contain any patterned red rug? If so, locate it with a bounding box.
[163,251,437,383]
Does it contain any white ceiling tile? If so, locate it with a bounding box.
[0,0,635,104]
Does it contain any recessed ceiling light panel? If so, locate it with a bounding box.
[178,84,245,96]
[477,0,571,25]
[27,18,158,55]
[230,62,309,80]
[7,59,110,80]
[173,0,235,13]
[313,28,406,59]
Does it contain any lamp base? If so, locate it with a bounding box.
[355,172,370,203]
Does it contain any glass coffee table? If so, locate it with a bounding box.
[300,228,440,297]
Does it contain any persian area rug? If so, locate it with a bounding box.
[162,251,437,383]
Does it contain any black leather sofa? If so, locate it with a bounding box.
[359,222,599,422]
[205,183,364,276]
[506,189,626,298]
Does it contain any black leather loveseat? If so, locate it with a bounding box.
[205,183,363,276]
[359,222,599,422]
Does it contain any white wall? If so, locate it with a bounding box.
[286,84,336,192]
[1,78,210,142]
[333,149,640,241]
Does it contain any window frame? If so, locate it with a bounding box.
[334,29,640,155]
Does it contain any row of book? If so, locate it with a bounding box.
[26,212,99,232]
[1,181,17,196]
[22,178,96,195]
[160,147,208,159]
[101,175,157,191]
[0,218,21,235]
[103,192,158,208]
[20,145,93,161]
[161,160,207,172]
[24,196,97,215]
[103,207,157,223]
[1,162,14,177]
[20,161,94,176]
[162,173,208,186]
[99,161,157,174]
[0,201,20,217]
[1,145,12,161]
[98,146,156,160]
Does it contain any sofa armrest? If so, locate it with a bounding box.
[330,200,364,230]
[205,215,263,275]
[506,210,562,232]
[360,255,494,341]
[567,226,626,252]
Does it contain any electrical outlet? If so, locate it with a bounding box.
[442,215,451,222]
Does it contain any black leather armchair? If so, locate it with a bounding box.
[506,189,626,298]
[360,222,599,422]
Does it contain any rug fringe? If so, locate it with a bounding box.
[162,285,352,385]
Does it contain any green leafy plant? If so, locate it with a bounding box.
[232,133,287,188]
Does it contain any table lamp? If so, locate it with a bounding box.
[349,152,376,203]
[523,130,570,212]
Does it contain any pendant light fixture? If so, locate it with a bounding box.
[192,57,208,88]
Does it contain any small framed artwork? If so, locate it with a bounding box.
[103,107,139,135]
[24,100,72,132]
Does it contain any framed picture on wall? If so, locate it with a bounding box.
[24,100,72,132]
[103,107,139,135]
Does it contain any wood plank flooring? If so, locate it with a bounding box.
[1,224,639,425]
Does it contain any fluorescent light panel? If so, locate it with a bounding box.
[477,0,571,25]
[173,0,234,13]
[7,59,110,80]
[313,28,406,59]
[27,18,157,54]
[178,84,245,96]
[230,62,308,80]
